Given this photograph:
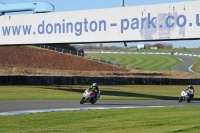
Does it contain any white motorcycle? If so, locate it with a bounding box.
[80,89,100,104]
[179,89,194,103]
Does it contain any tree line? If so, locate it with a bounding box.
[44,42,175,51]
[73,43,173,50]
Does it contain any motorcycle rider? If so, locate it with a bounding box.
[88,83,100,99]
[185,85,194,99]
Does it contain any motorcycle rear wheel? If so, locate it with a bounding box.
[91,98,97,104]
[187,98,192,103]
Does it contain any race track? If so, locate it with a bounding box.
[1,100,200,114]
[172,55,197,73]
[1,55,199,116]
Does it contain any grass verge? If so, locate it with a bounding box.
[189,56,200,73]
[86,54,181,71]
[0,106,200,133]
[113,48,194,54]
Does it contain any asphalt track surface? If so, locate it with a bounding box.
[172,55,197,73]
[1,100,200,113]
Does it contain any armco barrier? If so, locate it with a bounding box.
[0,76,200,85]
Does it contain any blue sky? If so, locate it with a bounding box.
[2,0,200,48]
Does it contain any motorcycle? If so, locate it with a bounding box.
[179,89,194,103]
[80,89,100,104]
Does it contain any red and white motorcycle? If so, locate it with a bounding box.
[80,89,100,104]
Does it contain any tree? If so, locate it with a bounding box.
[46,43,77,50]
[153,43,164,49]
[144,43,152,49]
[163,43,173,49]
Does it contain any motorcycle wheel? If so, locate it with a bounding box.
[80,97,85,104]
[179,97,182,103]
[91,98,98,104]
[187,98,192,103]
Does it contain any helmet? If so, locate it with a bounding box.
[188,85,193,89]
[92,83,98,87]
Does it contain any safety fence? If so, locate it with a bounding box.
[32,45,85,57]
[0,76,199,85]
[84,56,121,67]
[33,45,122,67]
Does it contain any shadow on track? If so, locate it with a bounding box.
[42,86,187,100]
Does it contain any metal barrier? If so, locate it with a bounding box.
[31,45,134,69]
[84,55,121,67]
[33,45,85,57]
[32,45,128,69]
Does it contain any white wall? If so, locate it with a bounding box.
[0,1,200,45]
[137,45,144,49]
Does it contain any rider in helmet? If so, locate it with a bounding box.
[88,83,100,99]
[186,85,194,98]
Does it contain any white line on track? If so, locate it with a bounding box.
[0,106,174,116]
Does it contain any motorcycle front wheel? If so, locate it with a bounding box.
[179,97,183,103]
[80,97,86,104]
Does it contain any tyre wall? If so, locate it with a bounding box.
[0,76,200,85]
